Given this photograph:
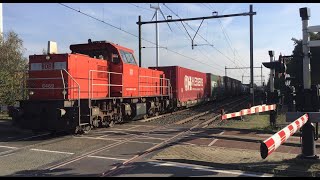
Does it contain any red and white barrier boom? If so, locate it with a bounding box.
[260,114,308,159]
[221,104,276,120]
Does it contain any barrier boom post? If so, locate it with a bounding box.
[260,114,308,159]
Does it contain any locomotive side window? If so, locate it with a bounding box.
[112,54,120,64]
[119,50,136,65]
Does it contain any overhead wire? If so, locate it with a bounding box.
[204,3,248,76]
[204,3,252,80]
[162,4,243,68]
[58,3,225,72]
[162,3,241,77]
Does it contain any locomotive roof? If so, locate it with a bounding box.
[70,40,134,53]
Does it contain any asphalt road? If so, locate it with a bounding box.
[0,119,288,177]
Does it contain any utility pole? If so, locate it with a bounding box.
[261,65,263,86]
[150,3,171,67]
[150,3,160,67]
[138,15,142,67]
[269,51,275,93]
[249,4,254,105]
[0,3,3,36]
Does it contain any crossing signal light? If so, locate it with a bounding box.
[263,54,286,74]
[262,61,286,73]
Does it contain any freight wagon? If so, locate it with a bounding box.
[206,73,225,101]
[149,66,208,108]
[223,76,242,97]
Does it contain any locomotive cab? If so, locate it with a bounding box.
[70,40,166,98]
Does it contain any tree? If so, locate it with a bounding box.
[42,48,47,55]
[0,31,28,106]
[286,32,320,87]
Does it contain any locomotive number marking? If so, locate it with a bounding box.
[42,84,54,88]
[43,62,53,70]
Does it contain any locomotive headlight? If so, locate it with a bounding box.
[62,90,67,95]
[29,91,34,95]
[46,55,51,60]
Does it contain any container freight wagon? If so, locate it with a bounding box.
[149,66,208,108]
[223,76,232,97]
[206,73,224,101]
[223,76,242,97]
[234,79,242,96]
[241,84,250,95]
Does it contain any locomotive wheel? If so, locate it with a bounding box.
[108,121,115,128]
[50,130,57,136]
[83,125,91,134]
[74,126,82,134]
[32,129,41,135]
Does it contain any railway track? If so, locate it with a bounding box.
[100,95,252,176]
[133,95,249,126]
[0,94,255,176]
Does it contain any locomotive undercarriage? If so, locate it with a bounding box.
[86,96,171,133]
[10,96,172,134]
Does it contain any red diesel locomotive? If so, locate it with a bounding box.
[9,40,248,134]
[10,40,171,133]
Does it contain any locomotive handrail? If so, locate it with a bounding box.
[27,77,64,80]
[88,70,173,114]
[60,70,66,99]
[61,69,85,127]
[88,70,123,101]
[26,87,78,89]
[23,69,80,101]
[88,69,123,121]
[138,75,171,97]
[23,69,84,127]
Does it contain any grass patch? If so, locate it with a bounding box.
[217,112,289,134]
[0,112,11,120]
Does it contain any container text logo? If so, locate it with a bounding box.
[184,75,203,91]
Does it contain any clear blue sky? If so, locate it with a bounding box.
[3,3,320,84]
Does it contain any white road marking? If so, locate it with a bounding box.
[136,135,168,140]
[30,148,74,155]
[103,129,140,133]
[127,140,158,145]
[97,134,109,138]
[148,161,272,177]
[208,131,224,146]
[73,136,122,141]
[181,142,196,146]
[87,155,127,161]
[0,145,19,149]
[0,152,16,157]
[15,133,51,141]
[126,126,140,130]
[74,134,168,141]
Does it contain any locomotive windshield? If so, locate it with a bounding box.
[119,50,136,65]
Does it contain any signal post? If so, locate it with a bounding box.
[291,7,320,159]
[261,7,320,159]
[262,51,283,127]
